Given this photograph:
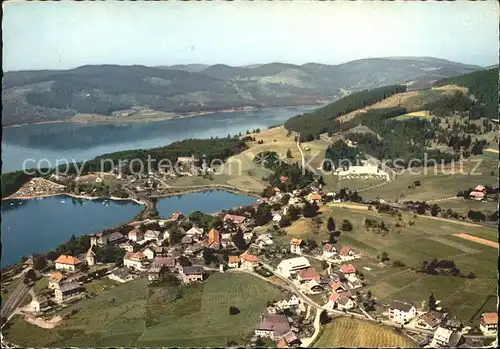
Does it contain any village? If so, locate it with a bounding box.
[2,173,497,349]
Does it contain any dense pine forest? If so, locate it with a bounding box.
[284,85,407,140]
[433,67,498,119]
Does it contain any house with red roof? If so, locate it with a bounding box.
[469,190,486,201]
[290,238,304,254]
[223,214,246,225]
[340,264,356,277]
[228,255,240,268]
[205,228,221,250]
[296,267,321,283]
[480,312,498,336]
[327,291,340,309]
[339,246,357,261]
[329,280,347,293]
[240,251,259,270]
[55,255,82,272]
[123,251,148,271]
[322,243,337,259]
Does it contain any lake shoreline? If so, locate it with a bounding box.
[3,104,318,128]
[3,185,261,204]
[2,192,146,206]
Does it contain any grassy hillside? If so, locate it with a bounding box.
[434,68,499,118]
[2,57,481,126]
[314,318,414,348]
[4,273,281,347]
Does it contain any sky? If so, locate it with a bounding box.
[3,0,499,71]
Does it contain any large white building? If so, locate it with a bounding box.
[387,301,416,324]
[276,257,311,278]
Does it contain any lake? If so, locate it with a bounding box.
[1,190,257,267]
[156,190,257,218]
[1,196,142,267]
[1,106,316,172]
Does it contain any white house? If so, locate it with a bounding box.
[119,241,136,253]
[322,243,337,259]
[228,256,240,268]
[273,213,282,222]
[143,230,164,242]
[128,229,144,242]
[327,292,354,310]
[107,268,137,283]
[255,314,292,340]
[339,246,358,261]
[274,295,300,310]
[290,238,304,254]
[430,327,454,347]
[276,257,311,278]
[346,275,363,290]
[337,295,355,310]
[123,251,148,271]
[143,247,156,260]
[54,255,82,272]
[30,296,49,313]
[388,301,417,324]
[340,264,357,277]
[186,226,204,237]
[480,313,498,337]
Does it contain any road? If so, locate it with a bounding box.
[296,135,306,170]
[253,260,491,346]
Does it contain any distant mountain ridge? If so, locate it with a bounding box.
[2,57,483,126]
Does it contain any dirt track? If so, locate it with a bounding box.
[453,233,499,248]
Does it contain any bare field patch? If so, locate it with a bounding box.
[314,318,414,348]
[453,233,499,248]
[285,219,312,235]
[429,236,479,254]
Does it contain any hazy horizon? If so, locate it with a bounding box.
[3,1,499,72]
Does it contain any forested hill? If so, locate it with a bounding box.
[2,57,481,126]
[434,67,499,119]
[284,85,407,141]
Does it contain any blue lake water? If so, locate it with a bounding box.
[1,106,316,172]
[156,190,257,218]
[0,196,142,267]
[1,191,256,267]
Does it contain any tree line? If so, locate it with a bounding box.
[284,85,407,140]
[433,67,498,119]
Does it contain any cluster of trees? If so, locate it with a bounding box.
[334,188,362,203]
[418,258,471,278]
[47,234,91,261]
[94,245,125,264]
[188,210,223,232]
[426,90,473,117]
[364,218,390,233]
[284,85,407,140]
[84,137,247,175]
[323,140,362,171]
[434,67,499,119]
